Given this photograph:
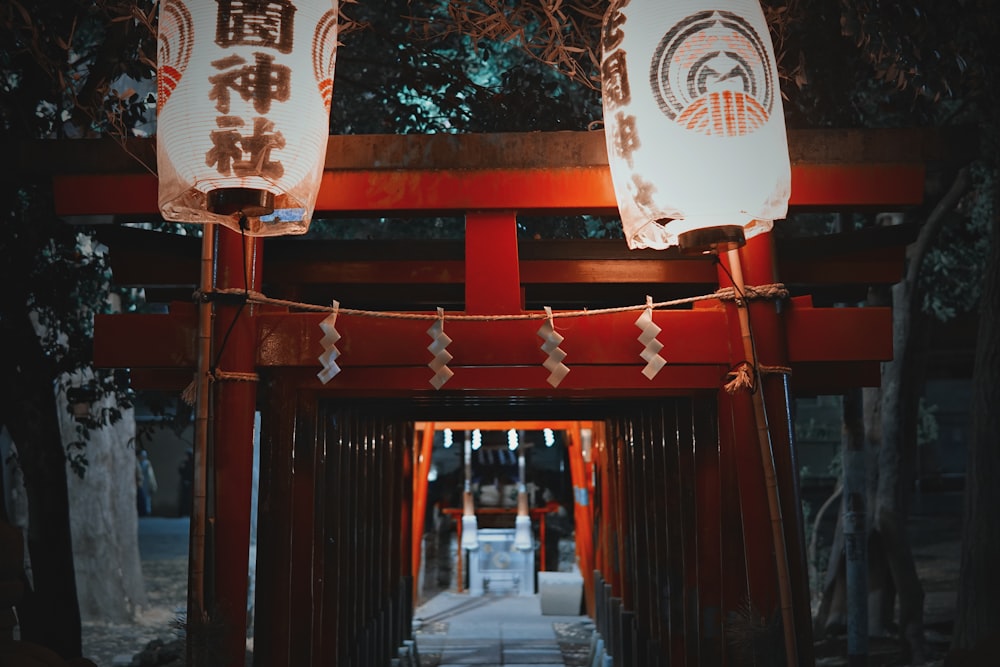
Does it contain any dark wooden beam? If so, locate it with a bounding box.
[97,227,906,293]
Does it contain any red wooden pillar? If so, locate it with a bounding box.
[211,227,262,667]
[411,424,435,602]
[717,232,815,665]
[717,238,780,621]
[734,233,815,665]
[566,423,595,616]
[465,211,522,314]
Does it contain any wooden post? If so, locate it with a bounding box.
[211,226,262,667]
[567,423,595,616]
[411,424,434,602]
[187,225,214,667]
[464,211,522,315]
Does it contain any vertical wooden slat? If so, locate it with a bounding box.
[593,423,609,586]
[311,401,328,662]
[347,409,362,663]
[622,416,641,665]
[378,418,394,651]
[336,408,354,662]
[642,406,667,667]
[659,401,685,666]
[320,402,343,664]
[612,420,629,607]
[694,398,723,667]
[608,419,624,599]
[288,391,317,666]
[620,417,637,619]
[717,390,753,660]
[253,373,296,665]
[676,400,700,667]
[631,408,655,667]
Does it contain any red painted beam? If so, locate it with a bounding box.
[93,306,198,368]
[257,309,731,368]
[788,163,924,207]
[94,302,890,371]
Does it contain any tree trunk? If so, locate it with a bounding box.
[0,312,83,660]
[952,173,1000,655]
[58,370,147,624]
[842,388,869,664]
[813,170,970,660]
[873,279,927,663]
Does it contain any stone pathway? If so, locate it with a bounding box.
[413,592,593,667]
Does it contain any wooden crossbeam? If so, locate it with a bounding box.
[94,298,890,392]
[14,128,950,219]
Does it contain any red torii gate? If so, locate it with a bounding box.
[25,128,945,666]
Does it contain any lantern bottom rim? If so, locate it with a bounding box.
[207,188,276,218]
[676,225,746,255]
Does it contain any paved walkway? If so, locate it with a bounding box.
[413,592,593,667]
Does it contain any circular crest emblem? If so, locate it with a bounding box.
[156,1,193,113]
[650,10,774,136]
[312,10,339,112]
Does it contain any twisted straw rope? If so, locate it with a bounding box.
[203,283,788,321]
[180,370,260,406]
[181,283,789,403]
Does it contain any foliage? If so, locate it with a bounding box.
[332,0,602,135]
[920,163,995,321]
[408,0,606,90]
[318,0,609,240]
[1,0,157,138]
[0,183,134,475]
[0,0,147,475]
[837,0,996,104]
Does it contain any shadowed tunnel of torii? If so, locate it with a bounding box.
[16,127,963,666]
[409,421,597,603]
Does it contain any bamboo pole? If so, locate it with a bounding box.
[725,247,799,667]
[187,225,214,666]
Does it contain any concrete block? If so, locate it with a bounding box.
[538,571,583,616]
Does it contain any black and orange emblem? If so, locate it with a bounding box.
[650,10,774,137]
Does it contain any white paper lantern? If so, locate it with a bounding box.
[601,1,790,250]
[157,0,339,236]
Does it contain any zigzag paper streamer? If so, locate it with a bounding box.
[317,301,342,384]
[427,307,454,389]
[635,296,666,380]
[537,306,570,387]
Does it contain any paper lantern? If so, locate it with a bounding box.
[601,0,790,250]
[157,0,339,236]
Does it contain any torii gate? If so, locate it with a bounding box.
[22,127,948,666]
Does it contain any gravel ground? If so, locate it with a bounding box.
[80,558,188,667]
[78,513,961,667]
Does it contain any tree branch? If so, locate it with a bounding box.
[905,166,972,288]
